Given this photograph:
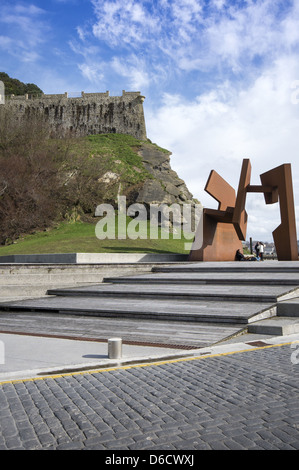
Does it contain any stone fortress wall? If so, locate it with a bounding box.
[0,80,200,228]
[0,81,147,140]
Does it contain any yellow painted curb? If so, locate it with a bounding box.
[0,340,298,386]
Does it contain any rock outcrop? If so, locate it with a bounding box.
[136,142,195,206]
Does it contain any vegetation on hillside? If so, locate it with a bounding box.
[0,219,191,255]
[0,108,166,247]
[0,73,193,254]
[0,72,43,96]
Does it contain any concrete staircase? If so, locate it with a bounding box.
[1,261,299,348]
[248,297,299,336]
[0,263,158,302]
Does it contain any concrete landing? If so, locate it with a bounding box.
[1,330,298,383]
[248,316,299,335]
[152,261,299,272]
[277,297,299,316]
[104,271,299,285]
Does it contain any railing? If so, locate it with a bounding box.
[4,90,141,101]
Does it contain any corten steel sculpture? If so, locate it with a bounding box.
[189,159,298,261]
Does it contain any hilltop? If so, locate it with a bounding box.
[0,72,43,96]
[0,113,198,249]
[0,73,199,252]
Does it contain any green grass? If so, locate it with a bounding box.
[0,132,191,255]
[0,219,193,255]
[82,134,153,185]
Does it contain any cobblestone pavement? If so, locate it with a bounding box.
[0,343,298,451]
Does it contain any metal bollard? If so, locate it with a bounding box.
[108,337,122,359]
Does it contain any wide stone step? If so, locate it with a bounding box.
[276,298,299,317]
[152,261,299,273]
[0,312,245,348]
[103,272,299,286]
[248,317,299,335]
[0,296,276,324]
[0,264,155,285]
[0,283,99,297]
[46,283,299,303]
[0,274,113,286]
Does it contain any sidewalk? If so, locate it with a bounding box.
[0,331,298,450]
[1,330,298,383]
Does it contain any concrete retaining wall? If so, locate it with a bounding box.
[0,253,188,264]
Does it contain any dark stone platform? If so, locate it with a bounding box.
[1,260,299,348]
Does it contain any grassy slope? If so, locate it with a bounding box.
[0,134,193,255]
[0,219,193,255]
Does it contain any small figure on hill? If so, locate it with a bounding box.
[259,242,265,261]
[255,241,260,258]
[236,249,258,261]
[236,249,245,261]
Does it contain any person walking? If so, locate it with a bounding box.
[255,242,260,258]
[259,242,265,261]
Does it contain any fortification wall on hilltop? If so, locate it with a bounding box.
[0,88,147,140]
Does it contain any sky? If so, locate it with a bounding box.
[1,0,299,243]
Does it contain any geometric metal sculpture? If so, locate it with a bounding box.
[188,168,244,261]
[259,164,298,260]
[189,159,298,261]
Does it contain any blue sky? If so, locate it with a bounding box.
[1,0,299,242]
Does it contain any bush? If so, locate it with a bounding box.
[0,110,65,244]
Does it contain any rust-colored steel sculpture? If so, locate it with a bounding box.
[260,164,298,261]
[189,159,298,261]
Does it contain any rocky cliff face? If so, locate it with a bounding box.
[136,142,195,206]
[131,142,201,231]
[94,139,201,231]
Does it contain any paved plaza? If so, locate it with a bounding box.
[0,337,298,451]
[1,260,299,452]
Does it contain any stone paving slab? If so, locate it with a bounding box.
[153,260,299,272]
[278,298,299,316]
[1,260,298,358]
[45,283,299,303]
[104,271,299,285]
[0,338,298,450]
[0,312,244,348]
[0,296,276,323]
[248,317,299,335]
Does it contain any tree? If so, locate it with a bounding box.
[0,109,64,244]
[0,72,43,96]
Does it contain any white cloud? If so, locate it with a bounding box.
[111,56,151,90]
[146,55,299,241]
[78,63,105,83]
[78,0,299,96]
[211,0,226,9]
[91,0,161,47]
[0,2,49,62]
[0,36,13,49]
[2,0,299,243]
